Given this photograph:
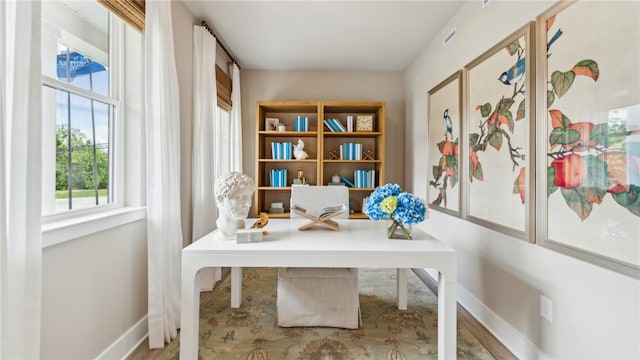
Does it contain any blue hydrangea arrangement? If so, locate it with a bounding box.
[364,183,427,239]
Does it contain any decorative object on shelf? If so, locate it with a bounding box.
[269,202,284,214]
[364,184,427,240]
[265,117,279,131]
[293,138,309,160]
[331,174,340,183]
[277,123,286,132]
[356,114,374,132]
[214,172,255,239]
[251,212,270,228]
[363,149,374,160]
[328,149,340,160]
[292,168,307,185]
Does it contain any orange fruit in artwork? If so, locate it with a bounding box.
[453,144,459,155]
[469,146,478,170]
[551,153,587,188]
[598,151,639,194]
[441,141,453,156]
[517,167,526,204]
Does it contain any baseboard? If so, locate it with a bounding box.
[416,268,550,360]
[95,315,148,360]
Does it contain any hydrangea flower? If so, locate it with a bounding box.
[363,184,427,239]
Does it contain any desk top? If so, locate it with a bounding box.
[183,219,455,269]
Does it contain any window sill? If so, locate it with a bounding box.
[42,206,146,248]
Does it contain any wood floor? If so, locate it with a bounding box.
[128,268,516,360]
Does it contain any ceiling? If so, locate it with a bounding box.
[182,1,465,72]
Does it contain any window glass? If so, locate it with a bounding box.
[41,0,116,215]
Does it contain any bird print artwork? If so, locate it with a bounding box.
[443,109,453,140]
[547,28,563,57]
[499,57,525,85]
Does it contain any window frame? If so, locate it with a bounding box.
[41,9,130,231]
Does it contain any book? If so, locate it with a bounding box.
[340,175,355,187]
[292,203,347,220]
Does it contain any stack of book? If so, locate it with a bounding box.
[269,169,288,187]
[340,143,363,160]
[353,169,375,188]
[271,142,292,159]
[294,116,309,132]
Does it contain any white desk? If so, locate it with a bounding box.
[179,219,457,359]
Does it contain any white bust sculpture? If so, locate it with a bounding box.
[214,172,255,239]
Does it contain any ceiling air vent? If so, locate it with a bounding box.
[482,0,491,8]
[443,27,456,47]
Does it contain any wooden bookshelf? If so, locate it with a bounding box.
[255,101,385,218]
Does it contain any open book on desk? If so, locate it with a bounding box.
[291,203,347,231]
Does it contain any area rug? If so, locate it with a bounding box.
[162,268,494,360]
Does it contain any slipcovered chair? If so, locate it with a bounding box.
[277,186,360,329]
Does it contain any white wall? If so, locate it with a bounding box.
[40,24,149,359]
[240,70,405,213]
[405,1,640,358]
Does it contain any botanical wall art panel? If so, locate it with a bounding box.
[427,71,462,216]
[537,1,640,276]
[464,23,535,240]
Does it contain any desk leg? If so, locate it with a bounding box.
[231,267,242,308]
[396,268,407,310]
[179,265,201,359]
[438,271,457,360]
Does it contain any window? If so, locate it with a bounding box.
[41,0,121,216]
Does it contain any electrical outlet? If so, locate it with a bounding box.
[540,295,553,322]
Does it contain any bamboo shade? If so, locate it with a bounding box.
[97,0,145,32]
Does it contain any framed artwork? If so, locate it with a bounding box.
[536,1,640,277]
[265,117,279,131]
[463,23,536,242]
[427,71,462,216]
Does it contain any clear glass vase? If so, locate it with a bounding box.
[387,219,412,239]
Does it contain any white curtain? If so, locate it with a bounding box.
[1,0,43,358]
[145,0,183,349]
[229,63,243,172]
[191,25,220,290]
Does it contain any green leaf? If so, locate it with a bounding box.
[561,188,593,221]
[488,131,503,151]
[572,60,600,81]
[581,155,609,191]
[469,133,480,146]
[450,172,459,189]
[551,70,576,98]
[576,186,607,205]
[516,99,525,120]
[513,175,520,195]
[445,154,458,170]
[503,111,515,133]
[547,166,558,196]
[437,140,445,153]
[612,185,640,217]
[477,103,492,118]
[590,123,627,147]
[498,98,515,112]
[506,40,521,56]
[473,161,484,181]
[547,90,555,108]
[549,128,580,145]
[432,165,442,180]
